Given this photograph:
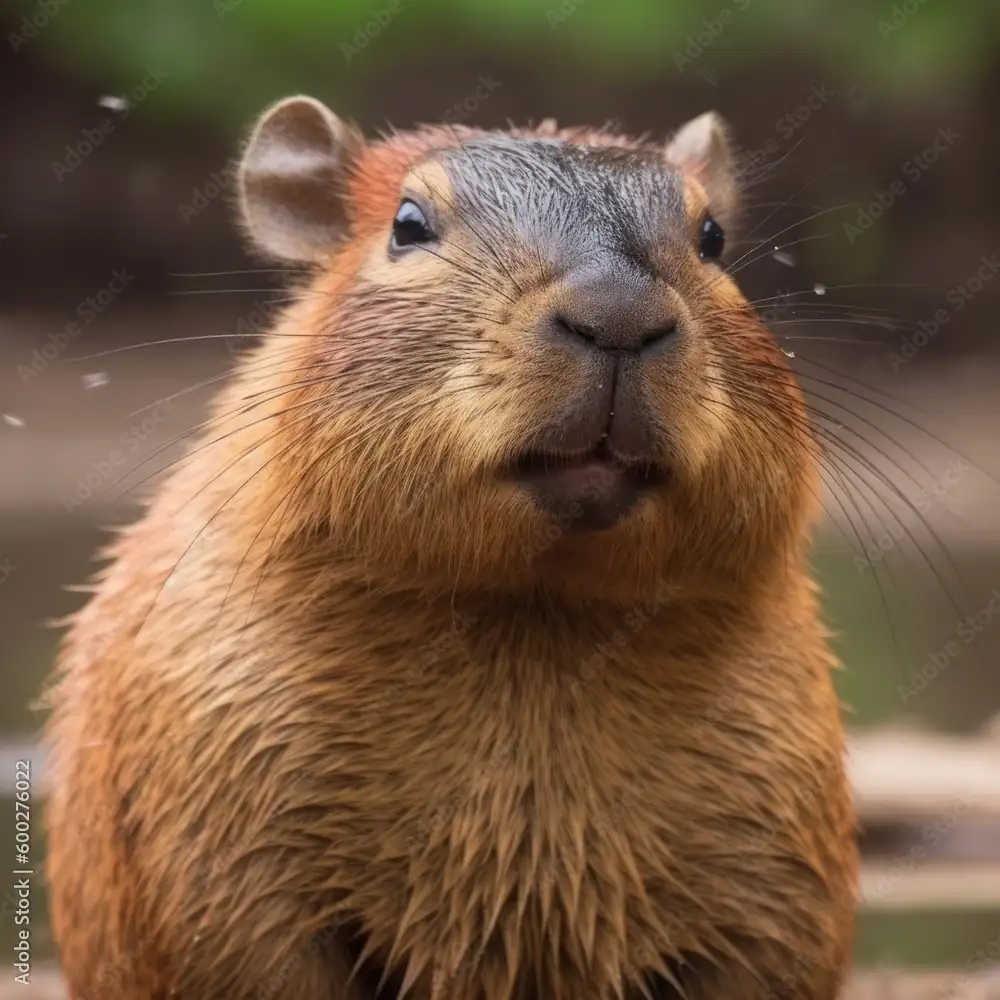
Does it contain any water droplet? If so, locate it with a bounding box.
[772,249,796,268]
[781,348,795,359]
[813,283,826,296]
[82,372,110,389]
[98,95,129,113]
[2,413,25,428]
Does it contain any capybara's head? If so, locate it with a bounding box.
[236,97,817,600]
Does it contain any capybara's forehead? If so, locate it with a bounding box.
[346,126,688,247]
[436,135,686,261]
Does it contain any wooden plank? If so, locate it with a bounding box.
[848,731,1000,824]
[861,861,1000,910]
[848,970,1000,999]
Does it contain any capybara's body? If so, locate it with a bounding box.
[45,103,858,999]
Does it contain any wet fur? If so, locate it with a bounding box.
[45,119,858,999]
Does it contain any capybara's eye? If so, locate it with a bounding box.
[390,199,436,254]
[698,216,725,261]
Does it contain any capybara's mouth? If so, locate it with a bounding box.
[512,446,665,485]
[509,445,666,531]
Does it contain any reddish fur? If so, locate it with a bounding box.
[44,118,857,1000]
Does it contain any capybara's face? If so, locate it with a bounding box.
[239,100,817,598]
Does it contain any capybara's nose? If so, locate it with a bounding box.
[543,259,680,356]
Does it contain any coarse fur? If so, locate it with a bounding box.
[45,100,858,999]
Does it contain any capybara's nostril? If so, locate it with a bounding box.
[636,323,678,356]
[553,315,598,345]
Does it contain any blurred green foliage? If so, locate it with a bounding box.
[9,0,1000,128]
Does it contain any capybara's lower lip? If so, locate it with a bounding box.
[511,447,665,487]
[509,448,665,531]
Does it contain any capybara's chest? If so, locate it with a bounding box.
[264,651,835,994]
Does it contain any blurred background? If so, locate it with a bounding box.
[1,0,998,988]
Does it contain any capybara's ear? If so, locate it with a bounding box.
[238,95,363,262]
[664,111,737,224]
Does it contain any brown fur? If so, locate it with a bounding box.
[44,112,858,999]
